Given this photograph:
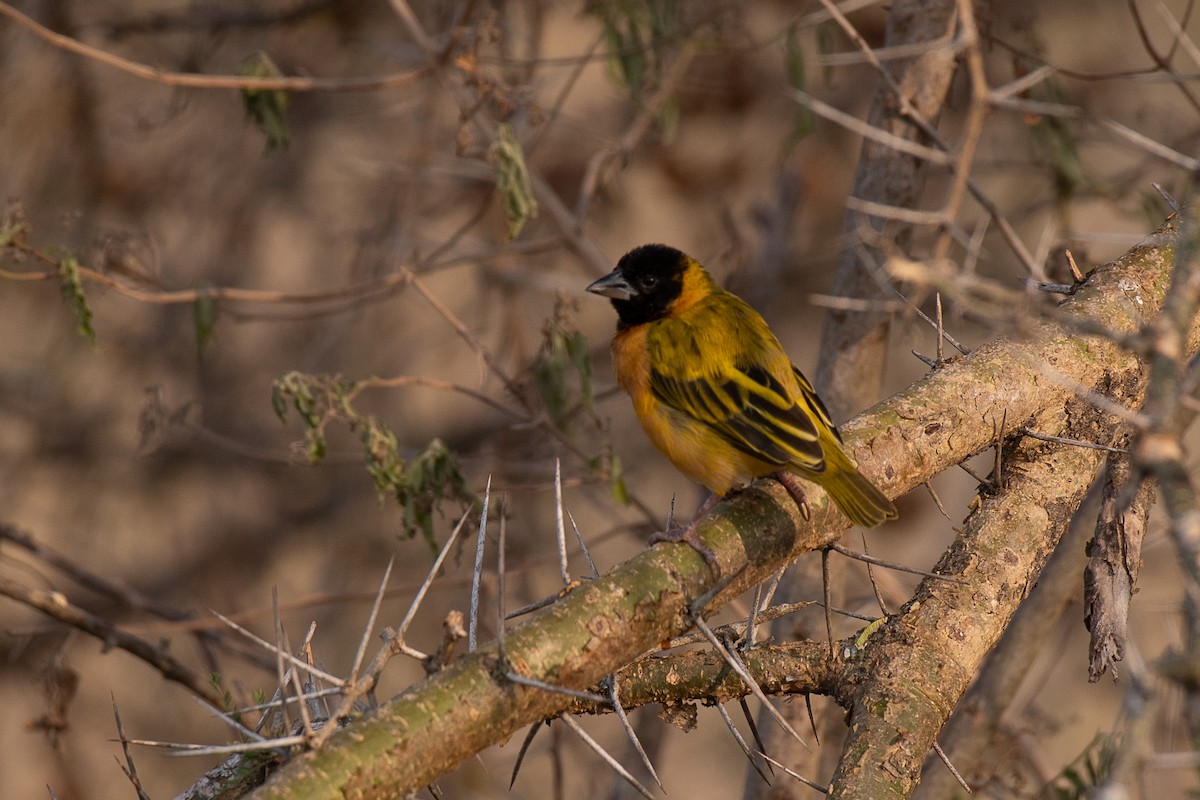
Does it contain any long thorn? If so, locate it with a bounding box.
[822,549,835,659]
[607,677,664,790]
[690,613,809,749]
[936,292,945,364]
[560,714,656,800]
[859,532,890,617]
[398,509,471,639]
[505,672,610,705]
[497,495,507,666]
[509,721,545,789]
[347,557,394,687]
[554,459,571,586]
[566,508,600,578]
[469,476,492,652]
[755,750,829,794]
[739,695,776,769]
[210,610,342,686]
[716,700,772,784]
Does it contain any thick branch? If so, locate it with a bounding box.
[0,575,227,709]
[829,395,1127,798]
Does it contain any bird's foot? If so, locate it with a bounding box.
[772,471,811,521]
[650,515,720,575]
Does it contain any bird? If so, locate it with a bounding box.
[586,243,897,564]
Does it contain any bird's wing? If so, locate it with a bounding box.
[646,302,826,471]
[792,366,843,444]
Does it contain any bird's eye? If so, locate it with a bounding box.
[641,275,658,289]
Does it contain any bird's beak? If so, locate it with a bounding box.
[586,269,636,300]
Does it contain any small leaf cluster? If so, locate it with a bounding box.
[241,52,291,151]
[532,296,594,430]
[488,124,539,240]
[272,372,476,549]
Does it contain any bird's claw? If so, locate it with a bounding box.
[773,471,811,521]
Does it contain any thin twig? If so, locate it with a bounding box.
[830,542,969,585]
[1020,427,1129,453]
[112,699,152,800]
[209,610,343,686]
[0,575,227,708]
[0,1,429,92]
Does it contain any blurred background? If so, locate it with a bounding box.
[1,1,1198,797]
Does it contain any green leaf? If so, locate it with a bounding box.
[373,435,477,553]
[241,52,291,151]
[0,222,27,249]
[488,124,538,240]
[57,255,94,341]
[532,299,594,428]
[564,329,594,413]
[270,371,350,463]
[590,0,678,107]
[270,372,478,551]
[193,292,218,360]
[610,453,629,505]
[362,418,404,499]
[1046,733,1119,799]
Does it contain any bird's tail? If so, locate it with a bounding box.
[816,448,898,528]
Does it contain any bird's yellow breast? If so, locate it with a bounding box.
[611,315,775,495]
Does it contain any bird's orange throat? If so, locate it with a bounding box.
[667,258,716,316]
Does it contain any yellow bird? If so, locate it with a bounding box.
[587,244,896,543]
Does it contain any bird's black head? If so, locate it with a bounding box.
[586,244,694,328]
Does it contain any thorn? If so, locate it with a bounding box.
[605,677,664,790]
[754,750,830,794]
[935,292,944,364]
[821,549,834,659]
[993,410,1007,489]
[716,700,772,784]
[1027,278,1076,294]
[830,543,967,584]
[496,495,507,666]
[860,530,890,616]
[688,613,810,750]
[933,741,973,794]
[1153,182,1182,213]
[468,476,492,652]
[560,713,656,800]
[803,692,820,746]
[739,695,776,772]
[554,458,570,586]
[912,349,937,368]
[510,722,544,789]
